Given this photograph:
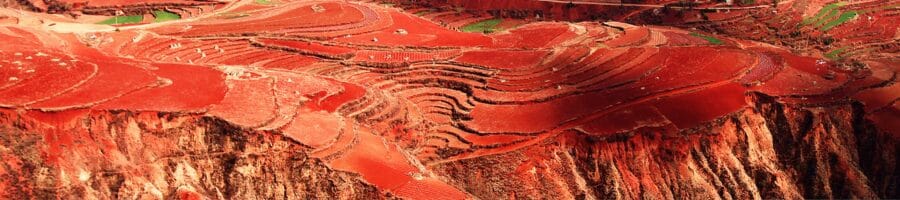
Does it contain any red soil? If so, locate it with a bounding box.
[462,46,756,134]
[334,12,493,47]
[96,63,227,112]
[653,82,749,129]
[230,3,275,13]
[172,2,367,36]
[0,52,96,106]
[750,53,850,96]
[464,90,616,134]
[854,82,900,112]
[305,81,365,113]
[661,31,710,46]
[739,53,783,85]
[28,58,158,110]
[0,27,43,47]
[259,55,320,70]
[281,110,344,148]
[329,127,468,199]
[256,38,355,58]
[208,77,277,128]
[606,27,650,47]
[262,71,344,130]
[490,23,575,48]
[353,50,460,63]
[578,102,671,135]
[455,50,549,69]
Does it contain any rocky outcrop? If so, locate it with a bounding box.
[0,110,392,199]
[431,93,898,199]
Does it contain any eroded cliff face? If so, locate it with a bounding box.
[0,110,392,199]
[432,94,898,199]
[0,94,896,200]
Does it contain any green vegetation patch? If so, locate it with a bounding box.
[153,10,181,23]
[821,11,858,31]
[97,15,143,25]
[813,9,841,26]
[824,47,848,60]
[689,32,724,45]
[461,18,502,33]
[802,2,847,25]
[255,0,274,5]
[800,2,859,32]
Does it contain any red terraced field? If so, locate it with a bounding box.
[653,82,749,129]
[282,110,344,148]
[750,53,852,96]
[207,77,277,128]
[577,102,672,135]
[95,63,227,112]
[490,23,576,48]
[0,51,96,106]
[28,58,158,110]
[738,52,783,85]
[256,38,355,58]
[229,3,276,13]
[660,31,710,46]
[854,82,900,112]
[353,50,461,63]
[454,50,549,69]
[162,2,369,36]
[606,26,650,47]
[493,18,528,30]
[2,0,899,199]
[306,81,366,113]
[334,11,493,47]
[259,55,320,70]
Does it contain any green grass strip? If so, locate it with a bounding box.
[821,11,858,31]
[824,47,848,60]
[460,18,502,33]
[153,10,180,23]
[689,32,724,45]
[255,0,273,5]
[97,15,143,25]
[813,9,841,26]
[802,2,847,25]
